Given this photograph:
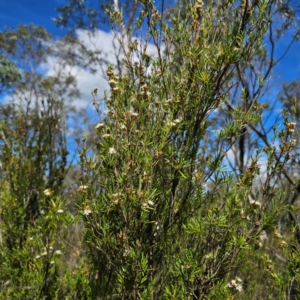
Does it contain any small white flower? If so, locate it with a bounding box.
[102,134,111,139]
[290,139,297,147]
[148,200,154,206]
[78,185,88,192]
[120,124,127,130]
[280,240,287,247]
[95,123,105,130]
[84,206,92,216]
[108,79,117,86]
[173,118,181,124]
[249,200,261,208]
[57,209,64,214]
[41,251,47,256]
[286,121,296,132]
[35,255,40,259]
[236,284,243,292]
[50,261,54,264]
[109,147,117,154]
[43,189,52,196]
[227,277,243,292]
[130,111,139,117]
[168,120,180,127]
[54,250,62,255]
[236,277,242,283]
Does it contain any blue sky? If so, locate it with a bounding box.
[0,0,67,36]
[0,0,299,79]
[272,33,300,84]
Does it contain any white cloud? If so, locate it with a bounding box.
[42,29,160,110]
[76,29,118,60]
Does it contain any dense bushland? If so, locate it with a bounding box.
[0,0,300,299]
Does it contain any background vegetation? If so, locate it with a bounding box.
[0,0,300,299]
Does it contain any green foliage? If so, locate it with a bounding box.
[72,1,300,299]
[1,0,300,299]
[0,23,82,299]
[0,56,21,92]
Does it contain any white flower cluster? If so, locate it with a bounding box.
[43,189,52,196]
[168,118,181,127]
[95,123,105,131]
[84,206,92,216]
[35,247,62,260]
[227,277,243,292]
[154,221,159,236]
[142,200,155,209]
[78,185,88,192]
[109,147,117,154]
[249,199,261,208]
